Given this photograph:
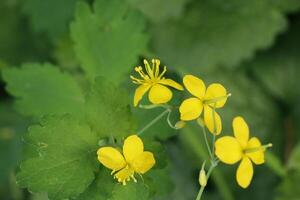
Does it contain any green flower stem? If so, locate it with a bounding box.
[196,160,219,200]
[180,126,234,200]
[137,109,170,135]
[201,125,213,160]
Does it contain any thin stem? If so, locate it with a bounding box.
[196,160,219,200]
[166,109,177,129]
[137,109,170,135]
[211,104,217,159]
[201,126,213,159]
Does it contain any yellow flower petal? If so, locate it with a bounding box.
[97,147,126,171]
[246,137,265,165]
[204,105,222,135]
[148,84,172,104]
[215,136,243,164]
[133,84,151,107]
[123,135,144,163]
[132,151,155,174]
[183,75,206,99]
[158,78,184,91]
[204,83,227,108]
[233,116,249,148]
[236,157,253,188]
[179,98,203,121]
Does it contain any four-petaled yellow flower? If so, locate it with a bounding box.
[215,116,272,188]
[97,135,155,185]
[179,75,229,134]
[130,59,183,107]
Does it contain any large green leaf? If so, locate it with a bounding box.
[84,77,135,139]
[16,116,98,200]
[151,0,287,71]
[71,0,148,82]
[2,63,85,118]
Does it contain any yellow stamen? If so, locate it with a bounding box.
[158,66,167,79]
[144,59,154,79]
[135,66,149,80]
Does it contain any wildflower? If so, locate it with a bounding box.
[215,116,272,188]
[179,75,229,134]
[130,59,183,106]
[97,135,155,185]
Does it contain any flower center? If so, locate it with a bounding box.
[113,165,137,185]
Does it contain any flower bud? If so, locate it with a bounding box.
[175,121,186,129]
[199,168,207,187]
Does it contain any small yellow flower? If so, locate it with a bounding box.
[179,75,229,134]
[215,116,272,188]
[130,59,183,106]
[97,135,155,185]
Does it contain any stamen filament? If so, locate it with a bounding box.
[204,93,232,105]
[245,143,273,154]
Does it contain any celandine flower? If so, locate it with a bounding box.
[179,75,229,134]
[97,135,155,185]
[130,59,183,106]
[215,116,272,188]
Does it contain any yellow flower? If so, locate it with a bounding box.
[179,75,229,134]
[97,135,155,185]
[215,116,272,188]
[130,59,183,106]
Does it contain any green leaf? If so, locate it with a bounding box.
[22,0,80,38]
[16,115,98,200]
[77,167,115,200]
[2,63,85,118]
[85,77,135,139]
[151,0,287,71]
[126,0,190,22]
[109,182,149,200]
[70,0,148,82]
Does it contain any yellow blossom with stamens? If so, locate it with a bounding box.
[179,75,230,134]
[215,116,272,188]
[97,135,155,185]
[130,59,183,106]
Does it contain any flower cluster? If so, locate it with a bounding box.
[96,58,272,194]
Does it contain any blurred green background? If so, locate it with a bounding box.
[1,0,300,199]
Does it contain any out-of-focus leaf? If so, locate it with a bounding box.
[126,0,190,22]
[22,0,81,38]
[144,166,174,199]
[0,102,28,182]
[0,0,49,64]
[250,19,300,105]
[2,63,85,118]
[151,0,287,71]
[71,0,148,82]
[16,116,98,200]
[276,143,300,200]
